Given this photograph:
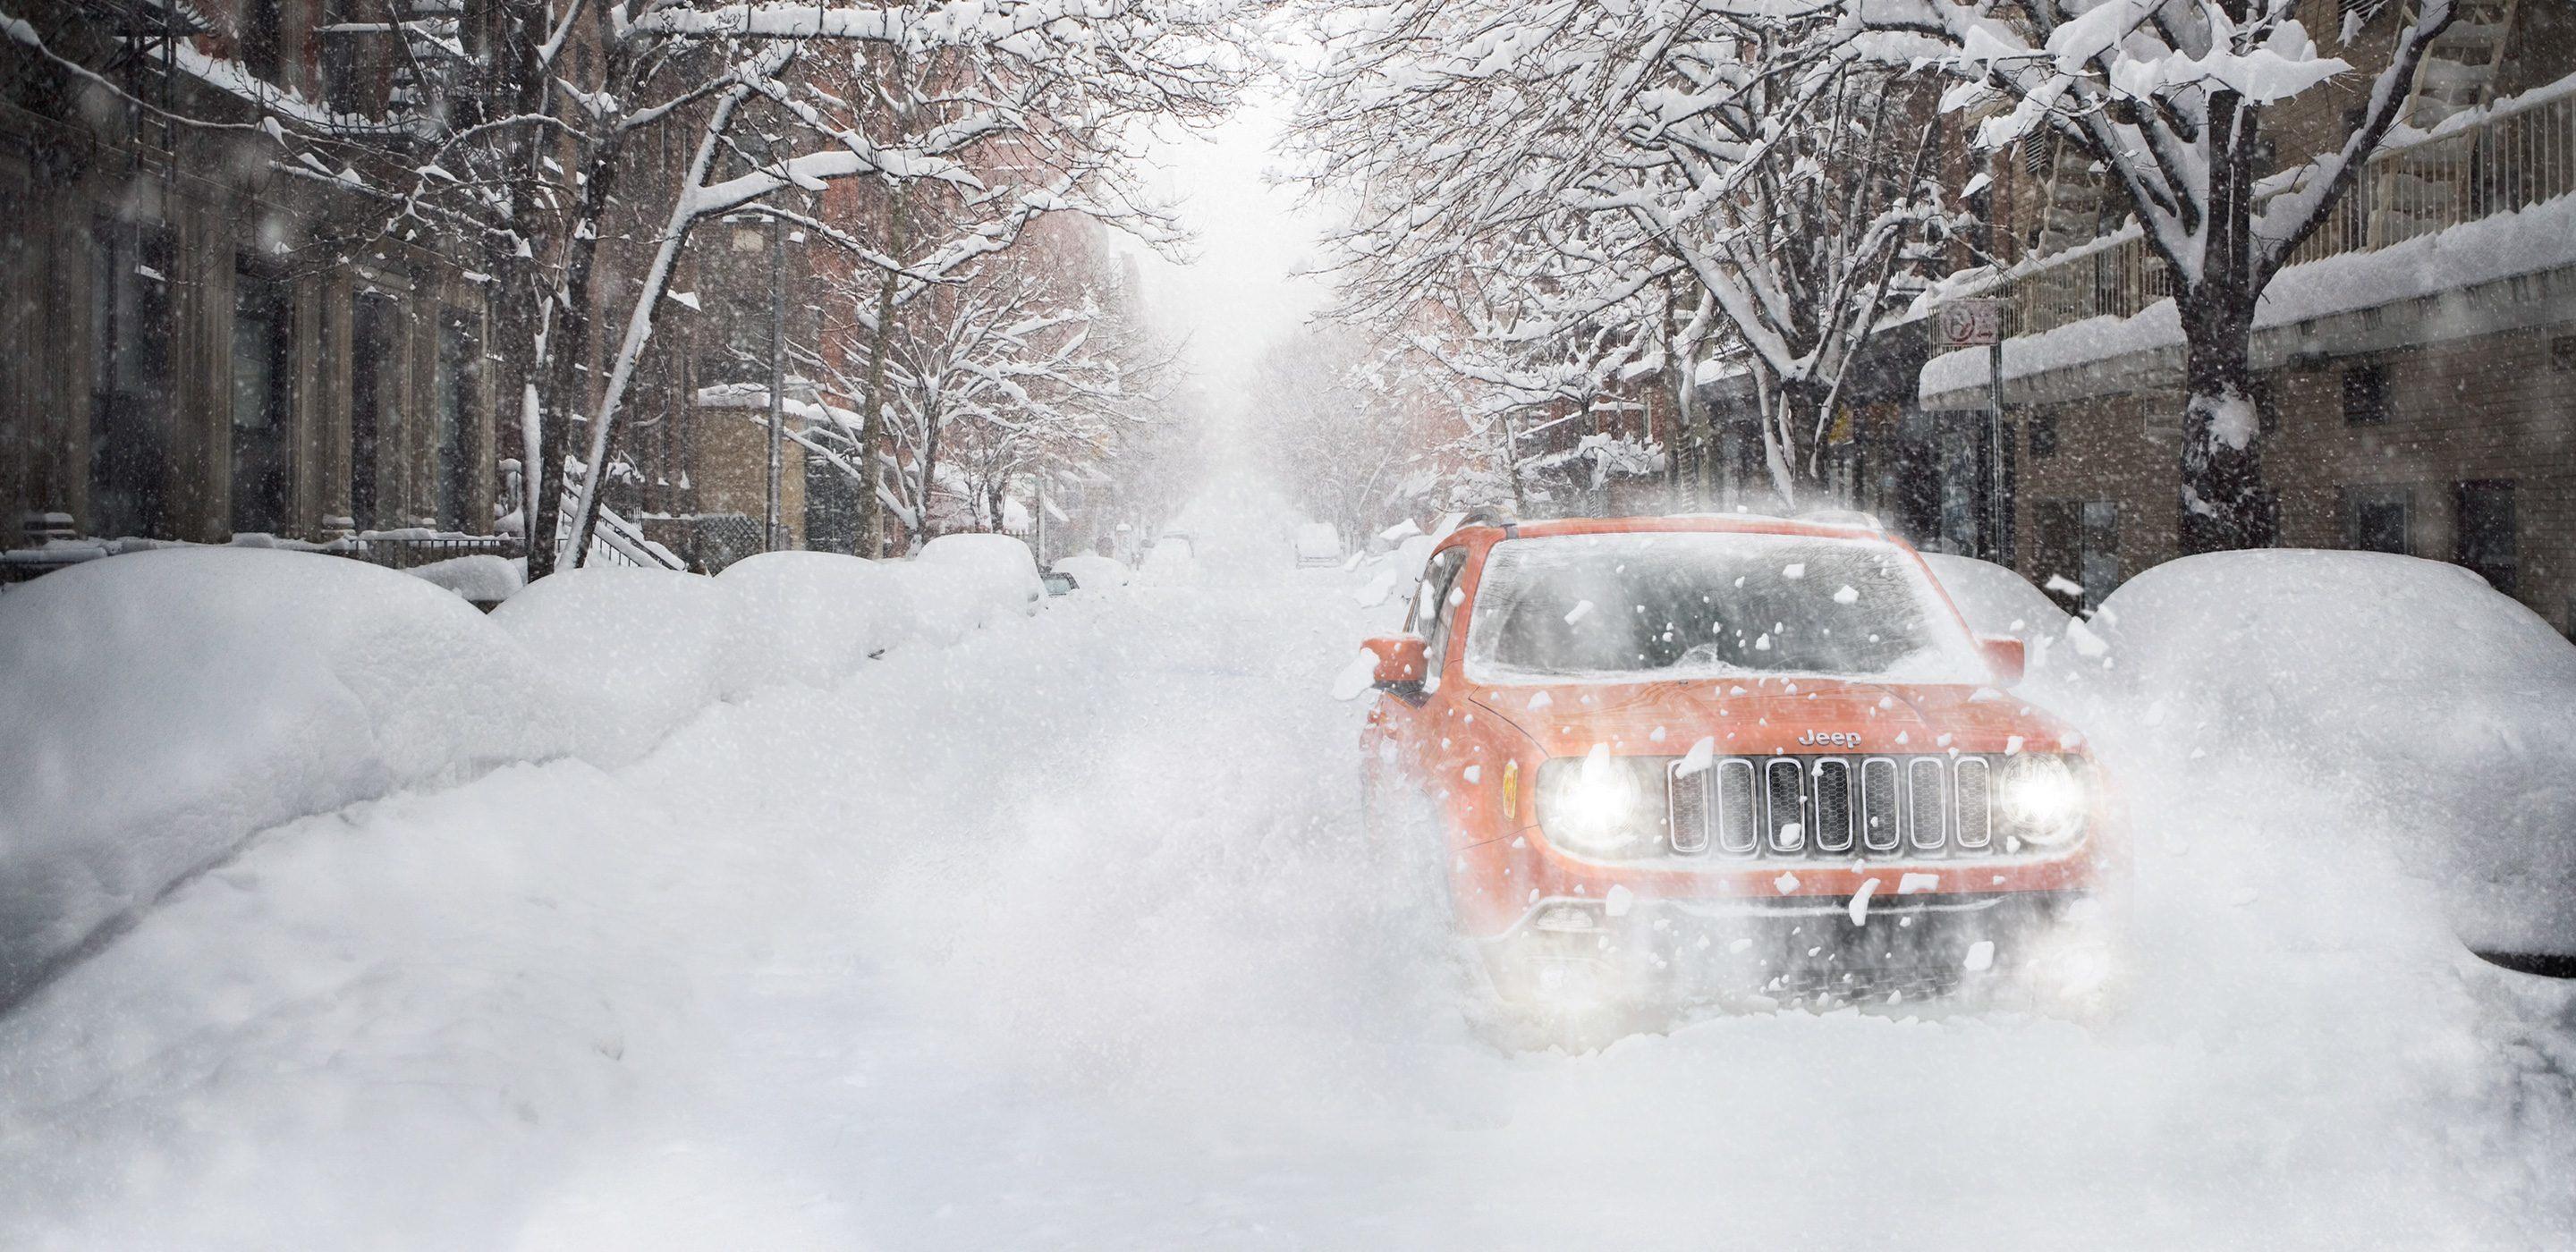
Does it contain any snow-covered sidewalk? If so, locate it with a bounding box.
[2,567,2571,1248]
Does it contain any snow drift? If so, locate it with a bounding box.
[2092,550,2576,957]
[0,550,578,998]
[1052,552,1131,591]
[490,568,747,765]
[718,550,910,689]
[1919,551,2112,718]
[0,546,1039,1002]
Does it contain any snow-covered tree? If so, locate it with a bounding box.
[121,0,1256,575]
[1250,327,1437,540]
[1845,0,2460,551]
[804,237,1168,551]
[1288,0,1948,507]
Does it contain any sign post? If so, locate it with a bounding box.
[1936,300,2008,560]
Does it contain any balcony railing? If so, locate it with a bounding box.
[1989,77,2576,343]
[2284,79,2576,266]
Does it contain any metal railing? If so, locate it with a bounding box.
[1992,79,2576,342]
[556,497,688,571]
[2284,80,2576,266]
[324,531,519,570]
[0,529,524,586]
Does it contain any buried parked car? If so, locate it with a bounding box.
[1138,536,1197,586]
[1294,522,1343,568]
[1359,515,2115,1016]
[914,533,1044,613]
[1052,553,1131,592]
[2093,549,2576,973]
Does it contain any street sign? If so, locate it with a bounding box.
[1935,299,2005,349]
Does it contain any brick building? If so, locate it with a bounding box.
[0,0,503,552]
[1903,0,2576,630]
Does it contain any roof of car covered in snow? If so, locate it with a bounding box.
[1438,512,1910,550]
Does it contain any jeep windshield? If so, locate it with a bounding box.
[1462,531,1985,684]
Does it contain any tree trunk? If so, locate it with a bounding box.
[1695,367,1718,507]
[857,186,910,559]
[913,400,941,554]
[2175,287,2273,554]
[1755,373,1826,511]
[466,0,556,577]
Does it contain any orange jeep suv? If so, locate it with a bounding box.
[1360,515,2112,1011]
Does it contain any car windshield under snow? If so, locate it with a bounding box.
[1463,533,1982,683]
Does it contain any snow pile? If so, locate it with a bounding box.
[0,550,578,998]
[0,543,1045,1001]
[402,554,525,604]
[1919,552,2110,718]
[904,534,1042,637]
[1136,537,1199,586]
[717,551,910,691]
[490,568,744,766]
[2094,550,2576,957]
[1051,552,1130,590]
[1921,552,2071,642]
[0,524,2572,1248]
[914,533,1042,601]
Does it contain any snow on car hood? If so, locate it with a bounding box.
[1464,675,2082,759]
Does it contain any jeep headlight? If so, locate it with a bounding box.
[1535,748,1665,857]
[1996,753,2088,848]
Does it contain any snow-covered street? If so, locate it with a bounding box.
[4,545,2572,1250]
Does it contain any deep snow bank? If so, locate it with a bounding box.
[0,550,578,996]
[0,546,1032,999]
[718,550,911,689]
[2093,550,2576,956]
[4,551,2568,1249]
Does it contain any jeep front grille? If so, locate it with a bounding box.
[1665,753,2048,861]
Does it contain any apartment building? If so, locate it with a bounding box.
[0,0,503,556]
[1909,0,2576,630]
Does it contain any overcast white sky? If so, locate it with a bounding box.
[1114,94,1334,428]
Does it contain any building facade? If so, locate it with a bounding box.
[0,0,502,554]
[1903,0,2576,629]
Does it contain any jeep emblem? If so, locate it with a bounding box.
[1797,729,1861,749]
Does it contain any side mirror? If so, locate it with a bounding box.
[1362,633,1428,689]
[1979,635,2026,687]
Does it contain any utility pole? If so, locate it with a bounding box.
[1034,476,1048,564]
[1988,327,2008,563]
[1939,296,2008,560]
[765,210,786,552]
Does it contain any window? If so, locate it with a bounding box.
[2342,361,2393,425]
[2029,411,2058,458]
[2454,479,2517,594]
[2343,486,2410,554]
[232,267,293,534]
[2078,501,2118,609]
[1407,547,1469,684]
[89,224,172,538]
[1461,533,1985,683]
[2033,500,2117,610]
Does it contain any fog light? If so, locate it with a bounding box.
[1531,901,1602,933]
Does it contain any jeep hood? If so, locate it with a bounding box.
[1464,676,2080,759]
